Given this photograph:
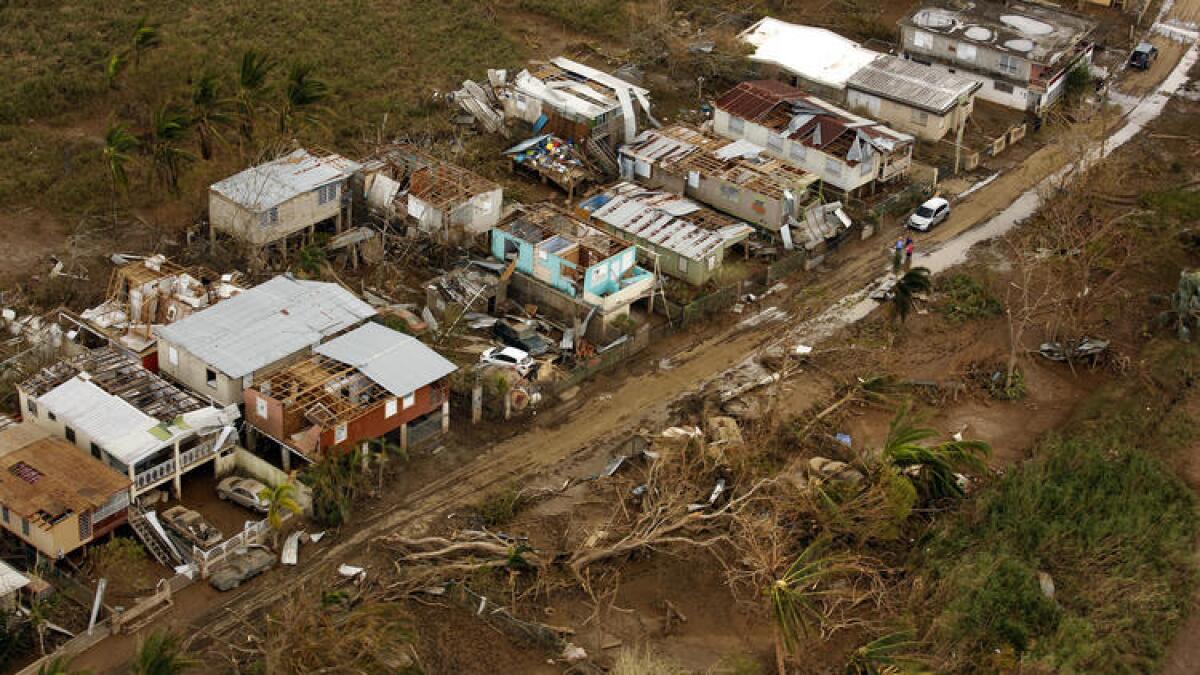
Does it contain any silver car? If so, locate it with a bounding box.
[217,476,270,513]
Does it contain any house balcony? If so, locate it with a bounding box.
[132,434,232,495]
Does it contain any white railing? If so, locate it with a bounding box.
[93,491,130,522]
[190,515,284,578]
[133,437,224,490]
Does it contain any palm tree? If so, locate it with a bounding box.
[103,52,126,89]
[891,266,932,323]
[278,63,329,134]
[26,599,50,656]
[132,631,197,675]
[129,16,161,69]
[881,405,989,500]
[190,73,233,160]
[103,123,138,199]
[146,105,195,195]
[234,50,275,143]
[844,630,927,675]
[259,481,303,548]
[767,538,867,675]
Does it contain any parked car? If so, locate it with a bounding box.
[493,319,550,356]
[480,346,536,376]
[161,506,223,548]
[217,476,270,513]
[908,197,950,232]
[209,546,275,591]
[1129,42,1158,71]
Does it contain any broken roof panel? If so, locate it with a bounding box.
[847,55,981,114]
[155,276,376,379]
[740,18,881,90]
[0,428,129,524]
[583,183,753,261]
[315,323,457,398]
[211,149,361,212]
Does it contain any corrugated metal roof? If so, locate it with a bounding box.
[847,55,981,114]
[156,276,376,378]
[38,377,166,464]
[315,323,457,397]
[210,149,361,212]
[585,183,753,261]
[740,18,880,90]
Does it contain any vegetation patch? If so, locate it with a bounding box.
[935,274,1003,324]
[1140,187,1200,223]
[917,436,1197,672]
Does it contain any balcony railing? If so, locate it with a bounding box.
[133,436,227,490]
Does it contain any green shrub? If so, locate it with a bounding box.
[935,274,1003,324]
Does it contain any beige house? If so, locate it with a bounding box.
[845,56,981,141]
[155,275,376,407]
[209,149,361,250]
[0,424,130,559]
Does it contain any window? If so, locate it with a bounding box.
[206,368,218,389]
[402,392,416,410]
[385,398,398,418]
[20,518,28,537]
[26,399,36,417]
[824,158,843,177]
[2,506,8,523]
[719,184,740,204]
[677,257,688,274]
[65,426,76,443]
[334,424,348,444]
[78,510,92,541]
[913,30,933,50]
[993,80,1014,94]
[259,207,279,227]
[998,54,1019,76]
[789,143,807,163]
[910,109,929,126]
[168,346,179,366]
[255,396,268,419]
[957,43,977,62]
[707,256,717,271]
[90,442,101,460]
[727,115,745,134]
[47,411,56,422]
[317,182,339,205]
[767,133,784,153]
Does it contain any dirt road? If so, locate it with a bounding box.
[67,23,1200,675]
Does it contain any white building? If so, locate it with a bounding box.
[740,18,880,102]
[155,276,376,407]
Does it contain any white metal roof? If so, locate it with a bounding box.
[210,149,361,212]
[155,276,376,379]
[38,377,170,465]
[740,18,880,90]
[315,323,457,397]
[847,55,982,114]
[0,561,28,597]
[587,183,752,261]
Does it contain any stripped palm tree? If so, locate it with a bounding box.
[190,73,233,160]
[103,52,126,89]
[129,16,161,69]
[882,405,989,500]
[234,50,275,143]
[278,63,329,134]
[891,267,932,323]
[103,123,138,222]
[259,481,303,549]
[146,106,195,195]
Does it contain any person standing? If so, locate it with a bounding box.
[904,237,915,269]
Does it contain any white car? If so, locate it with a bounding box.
[908,197,950,232]
[480,346,535,376]
[217,476,270,513]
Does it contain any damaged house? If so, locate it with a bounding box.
[17,348,238,501]
[209,149,361,254]
[244,323,457,464]
[155,276,376,407]
[362,145,503,242]
[713,80,914,195]
[75,255,243,372]
[491,204,655,341]
[0,424,131,559]
[456,58,656,172]
[899,1,1097,113]
[618,124,819,235]
[579,183,754,286]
